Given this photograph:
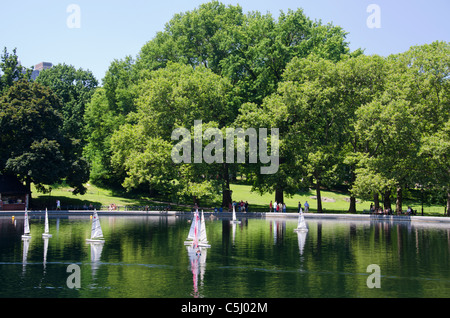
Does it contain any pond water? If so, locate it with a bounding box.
[1,214,450,298]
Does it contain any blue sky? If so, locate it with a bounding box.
[1,0,449,82]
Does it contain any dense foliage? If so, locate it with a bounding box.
[1,1,449,212]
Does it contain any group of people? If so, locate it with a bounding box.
[269,201,286,212]
[230,200,249,212]
[369,203,415,215]
[269,200,310,213]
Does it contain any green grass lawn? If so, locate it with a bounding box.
[229,184,367,212]
[30,182,447,216]
[31,183,149,210]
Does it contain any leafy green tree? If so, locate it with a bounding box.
[411,41,450,213]
[83,57,137,187]
[35,63,98,142]
[420,120,450,214]
[236,53,382,212]
[0,47,32,94]
[352,41,450,213]
[0,80,89,198]
[137,1,349,106]
[110,63,235,204]
[136,1,351,206]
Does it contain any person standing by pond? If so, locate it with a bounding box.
[298,202,302,213]
[304,201,309,213]
[269,200,273,212]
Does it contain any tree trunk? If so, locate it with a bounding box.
[348,168,357,213]
[446,191,450,217]
[315,177,322,213]
[373,192,380,210]
[396,186,402,214]
[221,163,232,208]
[383,189,391,212]
[275,188,284,205]
[348,196,356,214]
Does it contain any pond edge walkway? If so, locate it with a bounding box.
[1,210,449,224]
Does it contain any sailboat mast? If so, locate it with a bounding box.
[24,209,30,235]
[44,208,49,234]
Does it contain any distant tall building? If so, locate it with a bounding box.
[31,62,52,80]
[34,62,52,71]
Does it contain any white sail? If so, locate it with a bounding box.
[44,209,49,233]
[198,210,210,247]
[86,210,104,243]
[185,209,210,248]
[42,208,52,237]
[91,210,103,239]
[24,210,30,235]
[192,209,200,248]
[230,205,241,224]
[186,210,201,241]
[294,209,308,232]
[22,209,31,240]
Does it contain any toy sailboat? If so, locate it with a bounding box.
[230,205,241,224]
[22,209,31,240]
[86,210,105,243]
[184,209,210,248]
[42,208,52,238]
[294,208,308,232]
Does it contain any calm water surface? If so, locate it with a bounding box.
[1,214,450,298]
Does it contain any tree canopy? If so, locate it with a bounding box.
[2,2,449,213]
[0,80,89,195]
